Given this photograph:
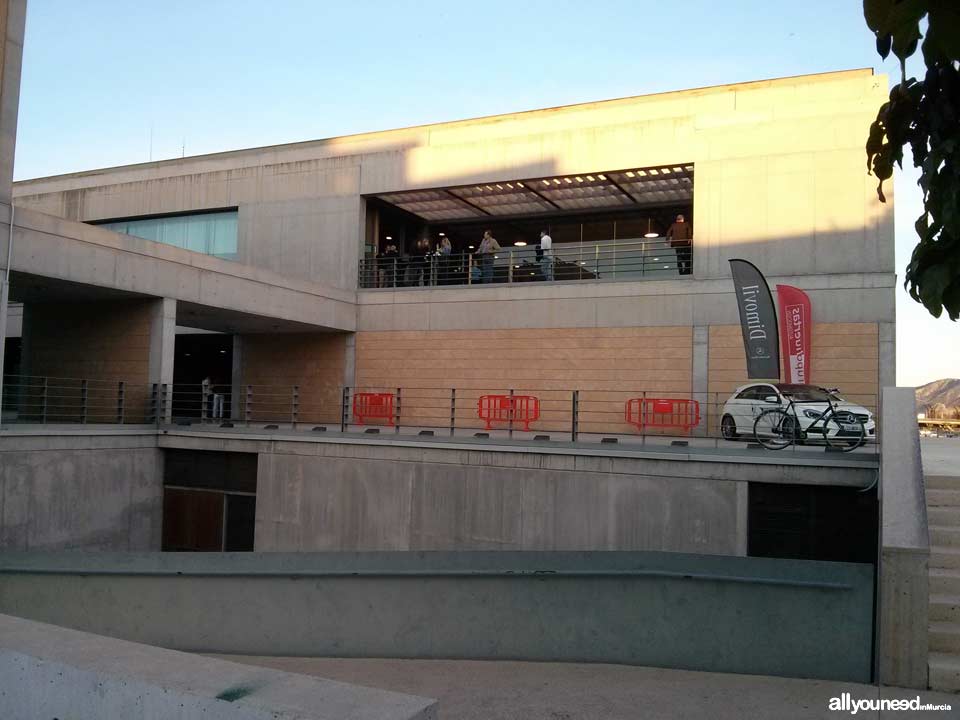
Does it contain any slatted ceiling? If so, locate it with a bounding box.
[373,164,694,221]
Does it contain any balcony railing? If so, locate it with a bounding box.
[0,375,878,455]
[359,237,692,289]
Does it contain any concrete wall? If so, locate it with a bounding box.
[0,551,876,682]
[878,387,929,689]
[0,0,24,204]
[0,613,437,720]
[240,332,348,424]
[0,431,162,550]
[13,69,893,292]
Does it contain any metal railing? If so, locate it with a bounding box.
[359,237,693,289]
[0,375,879,455]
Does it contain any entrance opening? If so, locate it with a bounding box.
[173,333,233,420]
[161,449,257,551]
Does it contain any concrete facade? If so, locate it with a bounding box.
[0,430,162,550]
[7,68,895,407]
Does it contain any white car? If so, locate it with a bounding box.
[719,383,876,443]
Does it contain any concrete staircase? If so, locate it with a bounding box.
[927,474,960,692]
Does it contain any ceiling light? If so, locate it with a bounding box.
[673,167,683,173]
[564,177,572,184]
[644,232,659,238]
[649,169,659,175]
[516,181,524,188]
[494,255,499,259]
[439,232,445,236]
[506,183,514,189]
[514,241,527,246]
[637,170,647,177]
[542,180,550,186]
[468,245,475,249]
[496,184,503,190]
[552,179,561,185]
[575,176,583,182]
[485,185,493,191]
[514,265,520,268]
[586,175,595,181]
[385,236,392,240]
[661,168,671,175]
[219,350,227,354]
[530,272,535,275]
[625,171,635,178]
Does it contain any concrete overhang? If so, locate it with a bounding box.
[3,205,357,333]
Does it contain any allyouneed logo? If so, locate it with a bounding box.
[829,693,952,714]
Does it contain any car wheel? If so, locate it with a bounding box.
[721,414,738,440]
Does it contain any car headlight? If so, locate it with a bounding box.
[802,409,821,419]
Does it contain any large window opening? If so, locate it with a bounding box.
[361,165,694,288]
[94,209,239,260]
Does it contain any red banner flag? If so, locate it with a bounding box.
[776,285,812,384]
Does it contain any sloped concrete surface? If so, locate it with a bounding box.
[219,656,958,720]
[0,614,437,720]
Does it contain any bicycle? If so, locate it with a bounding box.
[752,388,865,452]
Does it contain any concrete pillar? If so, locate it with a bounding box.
[148,298,176,421]
[230,334,242,421]
[343,332,356,388]
[0,0,26,205]
[878,321,895,394]
[692,325,709,435]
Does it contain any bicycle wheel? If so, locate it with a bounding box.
[824,414,866,452]
[753,409,799,450]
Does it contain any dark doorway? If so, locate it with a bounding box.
[161,449,256,551]
[173,333,233,420]
[747,483,878,563]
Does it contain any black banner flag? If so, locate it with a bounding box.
[729,259,780,380]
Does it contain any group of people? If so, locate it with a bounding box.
[373,215,692,287]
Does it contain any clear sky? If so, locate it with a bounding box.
[13,1,958,387]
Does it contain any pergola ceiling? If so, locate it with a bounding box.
[372,164,694,222]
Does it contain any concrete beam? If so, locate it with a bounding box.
[0,613,437,720]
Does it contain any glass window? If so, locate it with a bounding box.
[97,210,239,260]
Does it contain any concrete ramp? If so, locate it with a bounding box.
[0,613,437,720]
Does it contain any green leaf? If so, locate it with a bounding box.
[876,33,892,59]
[928,1,960,62]
[863,0,895,33]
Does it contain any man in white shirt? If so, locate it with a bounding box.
[539,230,553,281]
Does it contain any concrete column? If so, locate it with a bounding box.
[343,332,356,388]
[878,321,895,393]
[230,334,243,421]
[148,298,176,421]
[0,1,26,205]
[692,325,709,435]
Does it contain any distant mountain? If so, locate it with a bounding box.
[916,379,960,414]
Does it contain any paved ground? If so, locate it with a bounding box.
[922,437,960,477]
[215,656,957,719]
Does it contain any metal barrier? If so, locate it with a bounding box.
[359,237,693,289]
[353,392,396,426]
[625,398,701,433]
[0,376,880,455]
[478,394,541,432]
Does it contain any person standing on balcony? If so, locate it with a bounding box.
[477,230,500,283]
[667,214,693,276]
[380,243,399,288]
[438,236,452,285]
[539,230,554,281]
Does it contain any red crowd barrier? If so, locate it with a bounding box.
[353,392,395,426]
[625,398,700,433]
[478,394,540,431]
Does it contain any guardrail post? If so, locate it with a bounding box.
[572,389,579,442]
[508,388,514,440]
[508,250,514,283]
[41,377,48,424]
[291,385,299,428]
[245,385,253,426]
[467,254,473,285]
[160,383,169,425]
[395,387,402,434]
[116,381,125,424]
[80,379,88,424]
[201,382,209,423]
[341,386,349,432]
[450,388,456,437]
[150,383,158,425]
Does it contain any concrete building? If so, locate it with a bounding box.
[5,67,893,423]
